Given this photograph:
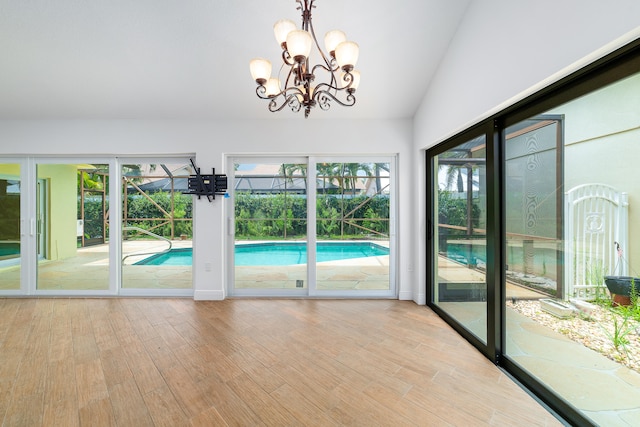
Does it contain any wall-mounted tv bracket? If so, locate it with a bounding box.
[186,158,228,202]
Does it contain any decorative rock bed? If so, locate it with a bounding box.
[507,299,640,373]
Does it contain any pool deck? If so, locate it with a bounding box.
[0,240,194,291]
[0,240,392,292]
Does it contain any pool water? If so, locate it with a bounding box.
[137,248,193,266]
[135,242,389,266]
[0,242,20,258]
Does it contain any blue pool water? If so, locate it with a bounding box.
[135,242,389,266]
[0,242,20,258]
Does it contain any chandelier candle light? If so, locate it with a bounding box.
[249,0,360,118]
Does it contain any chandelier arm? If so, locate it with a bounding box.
[256,82,305,101]
[273,61,298,91]
[268,93,303,113]
[312,61,351,95]
[313,89,356,110]
[313,82,342,93]
[284,64,296,88]
[282,86,305,97]
[310,63,337,76]
[340,69,355,89]
[256,84,270,99]
[312,69,355,94]
[282,50,295,66]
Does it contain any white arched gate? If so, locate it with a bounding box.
[564,184,629,300]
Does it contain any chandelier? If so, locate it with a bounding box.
[249,0,360,118]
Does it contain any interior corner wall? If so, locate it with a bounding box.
[411,0,640,305]
[0,118,415,300]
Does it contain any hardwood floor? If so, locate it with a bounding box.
[0,298,561,426]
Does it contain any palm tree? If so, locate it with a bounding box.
[341,163,372,194]
[279,163,307,184]
[317,162,340,194]
[316,162,373,194]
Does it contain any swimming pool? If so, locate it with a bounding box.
[135,242,389,266]
[0,242,20,259]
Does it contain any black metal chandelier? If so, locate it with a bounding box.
[249,0,360,118]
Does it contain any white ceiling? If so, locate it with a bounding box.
[0,0,471,120]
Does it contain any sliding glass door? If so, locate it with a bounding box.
[314,159,393,296]
[0,157,194,296]
[430,136,488,343]
[120,159,193,293]
[502,73,640,426]
[231,158,308,295]
[228,156,396,297]
[426,43,640,425]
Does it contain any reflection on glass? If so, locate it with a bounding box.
[433,136,487,342]
[504,117,562,302]
[36,163,110,290]
[315,162,390,291]
[504,72,640,425]
[121,162,193,290]
[233,162,307,291]
[0,164,21,290]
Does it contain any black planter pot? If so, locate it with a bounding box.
[604,276,640,297]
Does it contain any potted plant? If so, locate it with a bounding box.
[604,242,638,306]
[604,276,638,306]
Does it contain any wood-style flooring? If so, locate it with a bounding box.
[0,298,561,426]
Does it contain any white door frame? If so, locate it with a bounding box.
[0,155,196,297]
[226,154,397,298]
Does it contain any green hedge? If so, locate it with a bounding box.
[235,192,390,240]
[81,191,391,241]
[125,192,193,238]
[0,194,20,240]
[81,191,193,240]
[437,190,481,232]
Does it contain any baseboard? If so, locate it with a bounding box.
[398,292,427,305]
[193,289,226,301]
[398,290,414,301]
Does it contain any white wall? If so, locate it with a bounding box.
[415,0,640,147]
[0,118,415,300]
[412,0,640,304]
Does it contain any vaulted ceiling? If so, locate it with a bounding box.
[0,0,471,120]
